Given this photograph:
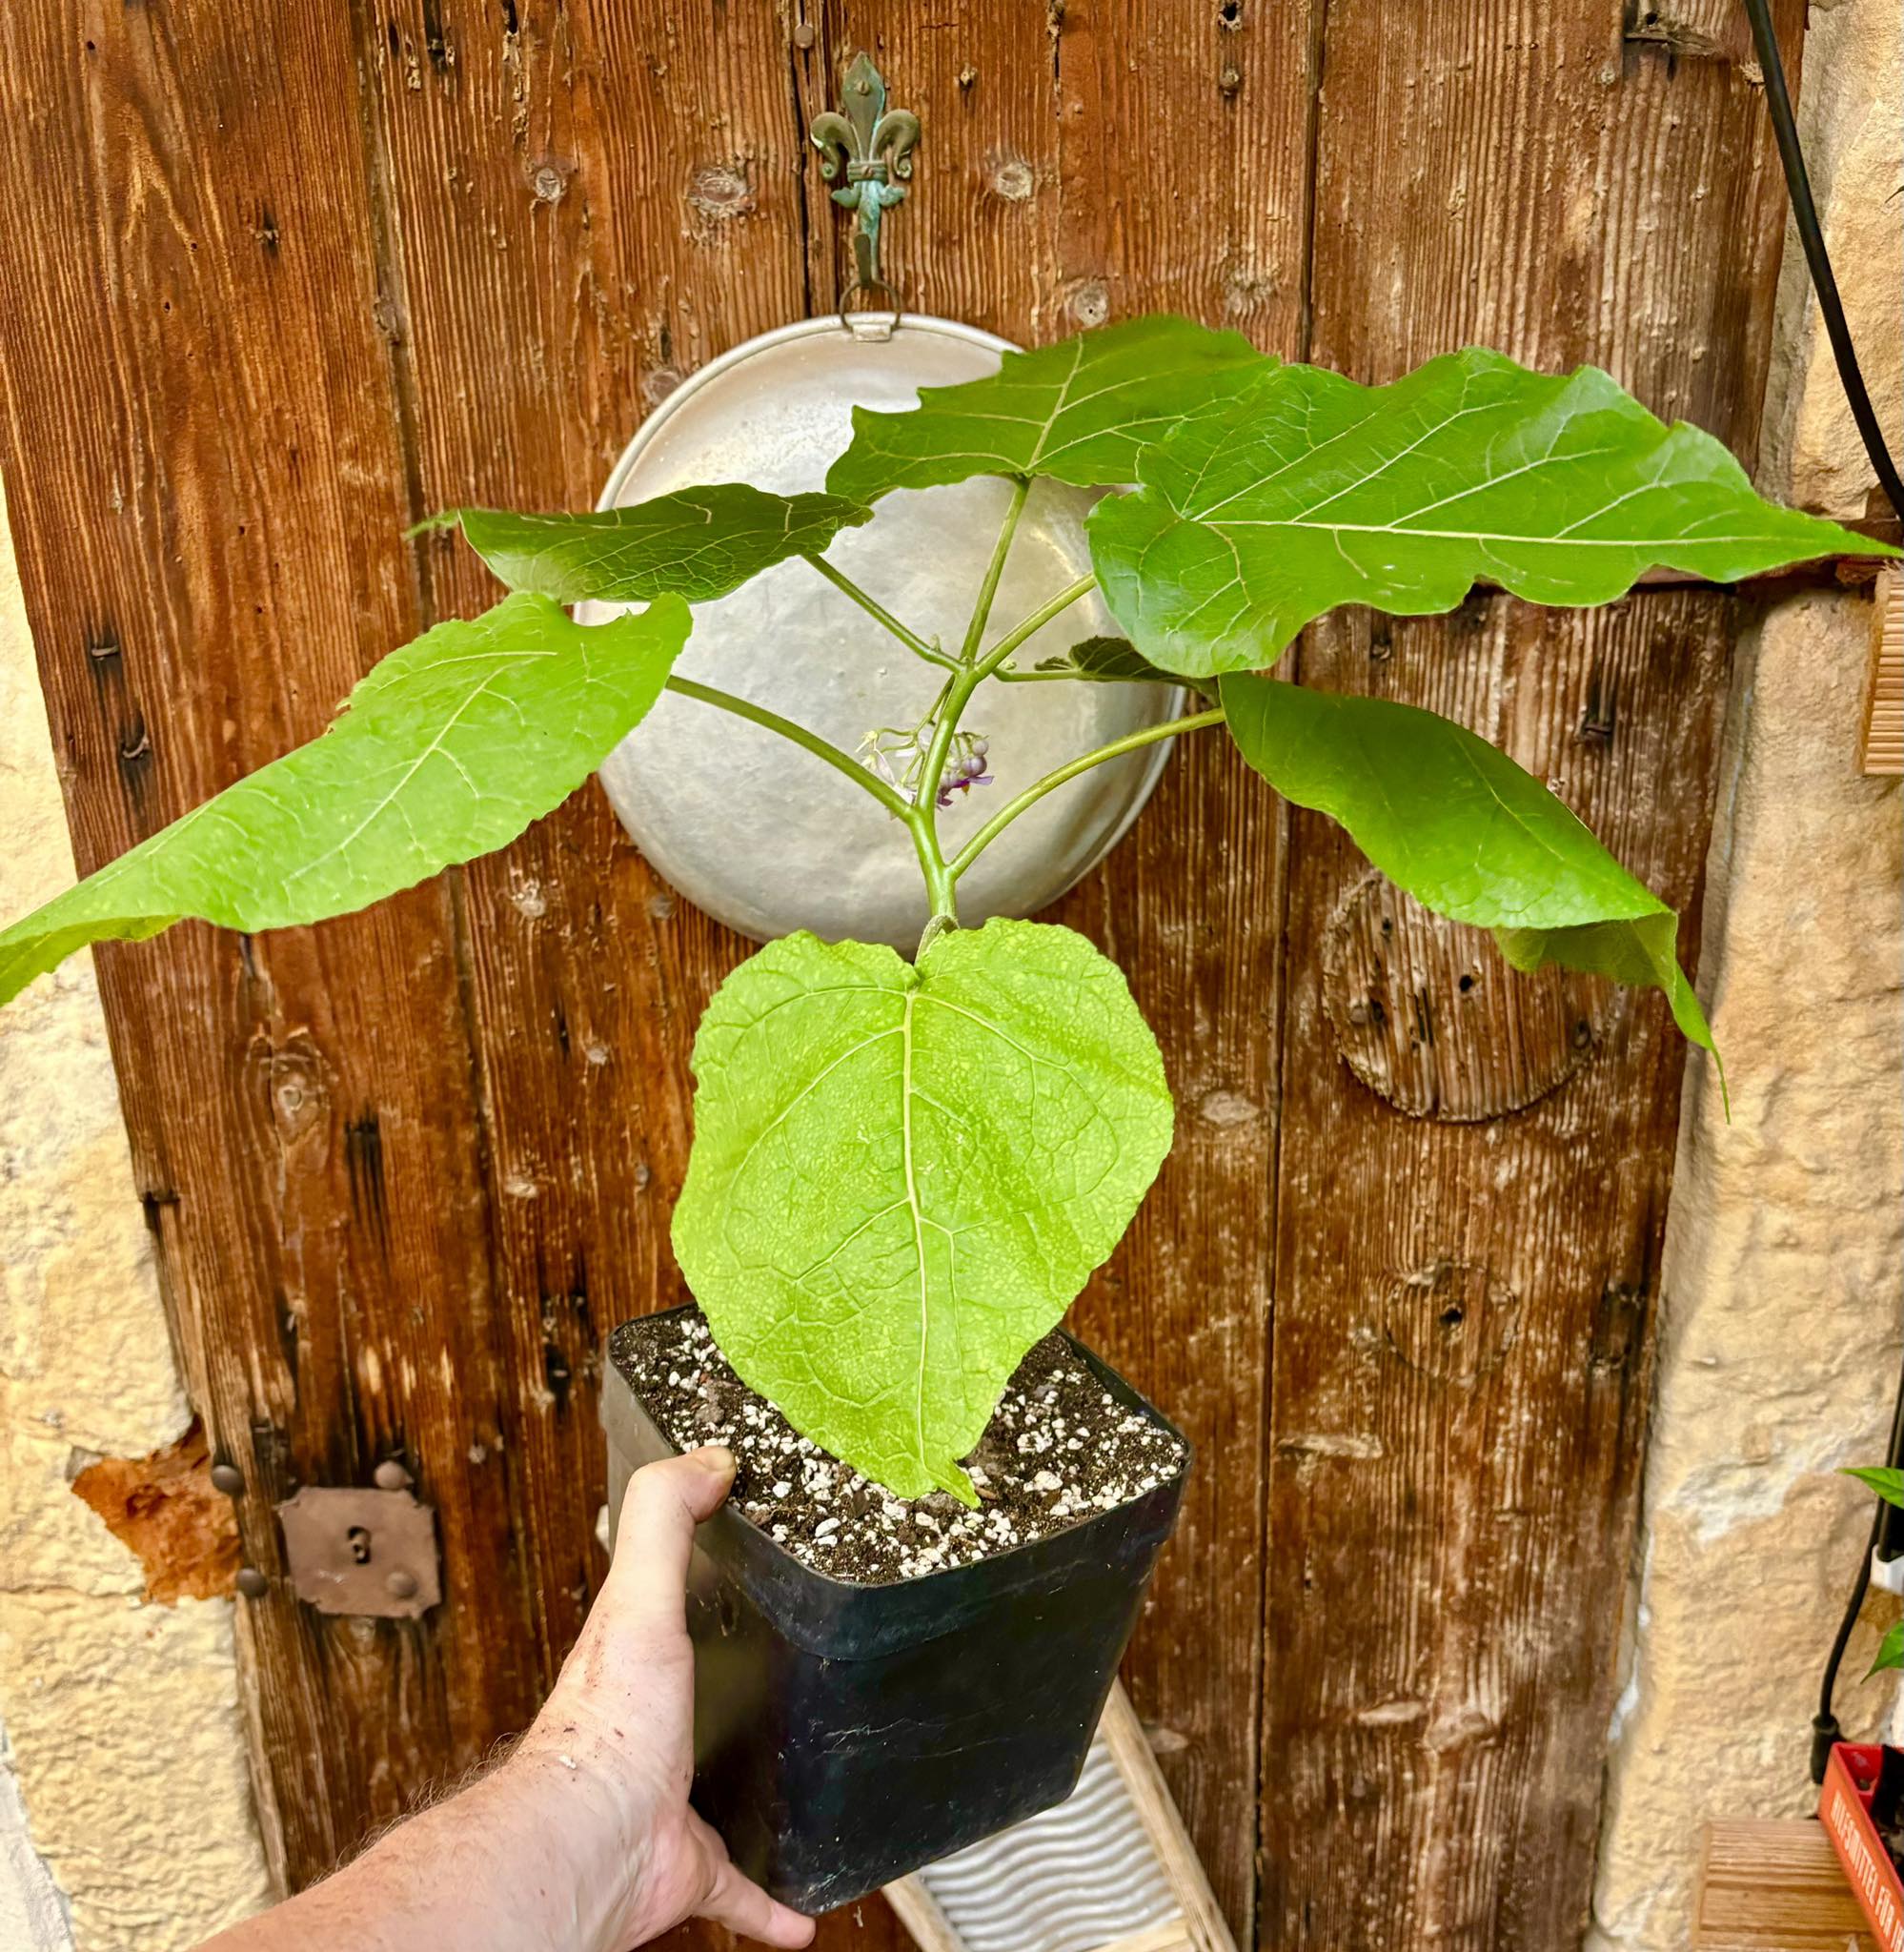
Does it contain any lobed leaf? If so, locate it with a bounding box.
[0,593,689,1005]
[419,485,870,603]
[824,314,1273,503]
[1220,673,1718,1066]
[671,918,1175,1502]
[1092,351,1898,679]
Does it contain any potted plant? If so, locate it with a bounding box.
[1,315,1891,1906]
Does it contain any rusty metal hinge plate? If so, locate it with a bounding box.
[276,1485,441,1618]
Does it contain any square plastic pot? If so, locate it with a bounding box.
[600,1304,1190,1914]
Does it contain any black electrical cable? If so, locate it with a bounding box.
[1811,1361,1904,1784]
[1741,0,1904,523]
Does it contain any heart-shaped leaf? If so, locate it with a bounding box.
[824,314,1273,503]
[1220,673,1718,1068]
[671,918,1175,1502]
[421,485,870,603]
[0,593,689,1005]
[1094,352,1897,679]
[1033,634,1215,700]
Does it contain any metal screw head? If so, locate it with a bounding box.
[373,1459,413,1492]
[385,1569,419,1601]
[792,21,815,48]
[235,1567,269,1599]
[1218,64,1243,95]
[210,1462,245,1496]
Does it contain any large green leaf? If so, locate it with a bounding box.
[824,315,1273,503]
[671,919,1175,1501]
[420,485,870,603]
[1219,673,1717,1063]
[1094,351,1897,679]
[0,592,689,1005]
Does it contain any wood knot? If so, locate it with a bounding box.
[1321,868,1613,1121]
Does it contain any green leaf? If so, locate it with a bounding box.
[0,593,689,1005]
[1092,351,1898,679]
[671,918,1175,1502]
[1219,673,1718,1063]
[1867,1619,1904,1681]
[1032,634,1216,700]
[419,485,870,603]
[1844,1467,1904,1511]
[824,315,1274,503]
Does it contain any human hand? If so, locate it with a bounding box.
[514,1446,816,1951]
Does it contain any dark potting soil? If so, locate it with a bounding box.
[609,1309,1185,1585]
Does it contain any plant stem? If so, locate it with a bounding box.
[946,706,1228,882]
[957,476,1032,666]
[903,478,1036,946]
[663,675,915,824]
[973,574,1096,682]
[800,553,957,671]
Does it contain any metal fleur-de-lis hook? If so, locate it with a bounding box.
[810,52,920,328]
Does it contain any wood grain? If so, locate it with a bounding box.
[0,0,526,1884]
[1693,1820,1875,1950]
[1263,3,1803,1942]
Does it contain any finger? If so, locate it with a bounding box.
[606,1447,736,1637]
[695,1837,815,1948]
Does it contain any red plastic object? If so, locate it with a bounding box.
[1820,1743,1904,1949]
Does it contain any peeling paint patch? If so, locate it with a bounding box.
[70,1421,238,1604]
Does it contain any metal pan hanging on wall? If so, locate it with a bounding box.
[581,314,1180,951]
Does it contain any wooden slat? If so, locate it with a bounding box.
[1864,570,1903,776]
[813,8,1314,1941]
[1263,5,1806,1943]
[1100,1684,1237,1952]
[0,0,534,1885]
[1693,1820,1875,1950]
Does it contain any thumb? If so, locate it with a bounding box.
[608,1446,736,1638]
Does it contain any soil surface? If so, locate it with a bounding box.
[609,1309,1185,1585]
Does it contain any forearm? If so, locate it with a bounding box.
[203,1744,643,1952]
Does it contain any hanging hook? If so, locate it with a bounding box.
[810,52,921,336]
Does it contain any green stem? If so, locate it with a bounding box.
[904,478,1035,945]
[957,476,1032,666]
[800,553,957,671]
[946,706,1228,882]
[973,574,1096,682]
[664,675,915,824]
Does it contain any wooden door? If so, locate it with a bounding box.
[0,4,1798,1945]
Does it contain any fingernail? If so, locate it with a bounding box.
[691,1444,736,1477]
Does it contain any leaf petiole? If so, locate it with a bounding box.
[946,706,1227,882]
[800,552,959,671]
[974,575,1098,682]
[663,676,917,825]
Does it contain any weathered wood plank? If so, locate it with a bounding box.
[809,8,1313,1938]
[1263,1,1804,1942]
[349,9,887,1949]
[0,0,532,1884]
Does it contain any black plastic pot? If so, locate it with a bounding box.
[600,1304,1190,1913]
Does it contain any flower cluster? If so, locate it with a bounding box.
[861,725,993,810]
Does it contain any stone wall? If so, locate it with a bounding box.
[1590,0,1904,1942]
[0,483,272,1948]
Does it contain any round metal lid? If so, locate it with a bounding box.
[581,315,1177,951]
